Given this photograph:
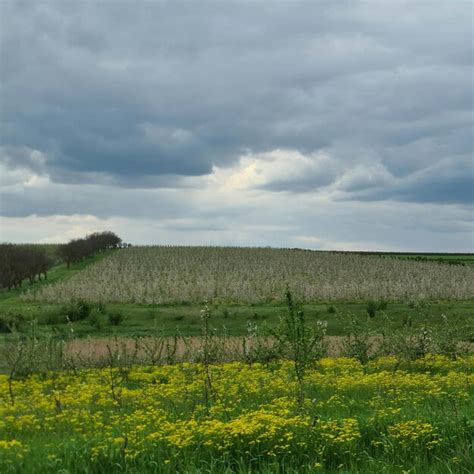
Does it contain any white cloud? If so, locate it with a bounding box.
[0,161,49,189]
[207,149,336,191]
[0,214,105,243]
[1,182,472,252]
[294,235,403,252]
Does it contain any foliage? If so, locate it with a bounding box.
[88,310,103,330]
[37,308,66,326]
[0,244,53,290]
[0,313,29,333]
[340,316,376,364]
[241,321,280,365]
[0,356,472,473]
[432,314,469,359]
[61,301,92,322]
[366,301,378,318]
[366,300,388,318]
[273,288,327,404]
[107,311,124,326]
[57,231,122,268]
[380,319,435,361]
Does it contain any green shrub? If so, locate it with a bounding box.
[95,302,107,314]
[367,301,378,318]
[37,308,66,325]
[61,301,91,322]
[380,322,434,360]
[341,316,375,364]
[433,315,463,359]
[408,300,427,310]
[327,305,337,314]
[378,300,388,310]
[88,310,103,330]
[273,288,328,406]
[0,313,29,333]
[108,312,124,326]
[367,300,388,318]
[250,312,267,321]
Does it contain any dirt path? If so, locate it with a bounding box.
[65,335,352,366]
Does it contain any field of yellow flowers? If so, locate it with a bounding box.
[1,355,473,473]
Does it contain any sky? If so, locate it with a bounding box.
[0,0,473,251]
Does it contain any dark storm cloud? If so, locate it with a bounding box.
[0,180,188,219]
[0,0,472,210]
[340,156,474,205]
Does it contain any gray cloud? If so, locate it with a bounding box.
[0,1,472,249]
[337,156,473,205]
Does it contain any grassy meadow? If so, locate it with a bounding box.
[0,247,473,340]
[1,356,473,473]
[0,247,473,472]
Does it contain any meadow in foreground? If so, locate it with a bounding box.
[1,355,473,473]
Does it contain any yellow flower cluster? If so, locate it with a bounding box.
[388,420,442,450]
[0,355,472,471]
[316,418,360,445]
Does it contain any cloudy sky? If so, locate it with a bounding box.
[0,1,472,251]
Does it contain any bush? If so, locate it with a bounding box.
[341,317,375,364]
[327,305,337,314]
[408,300,427,310]
[367,301,378,318]
[88,310,103,330]
[433,315,464,359]
[367,300,388,318]
[108,312,124,326]
[0,313,28,333]
[95,302,107,314]
[380,322,434,360]
[273,288,328,404]
[61,301,91,322]
[37,308,66,325]
[378,300,388,310]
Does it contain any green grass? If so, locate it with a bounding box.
[1,249,472,339]
[1,357,473,473]
[1,299,473,339]
[1,249,472,473]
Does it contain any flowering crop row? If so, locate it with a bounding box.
[0,355,473,472]
[22,247,474,304]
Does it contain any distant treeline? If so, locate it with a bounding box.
[389,256,467,266]
[0,231,125,290]
[0,244,53,290]
[58,231,125,268]
[327,251,471,266]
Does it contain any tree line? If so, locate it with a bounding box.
[0,231,124,290]
[58,231,124,268]
[0,244,53,290]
